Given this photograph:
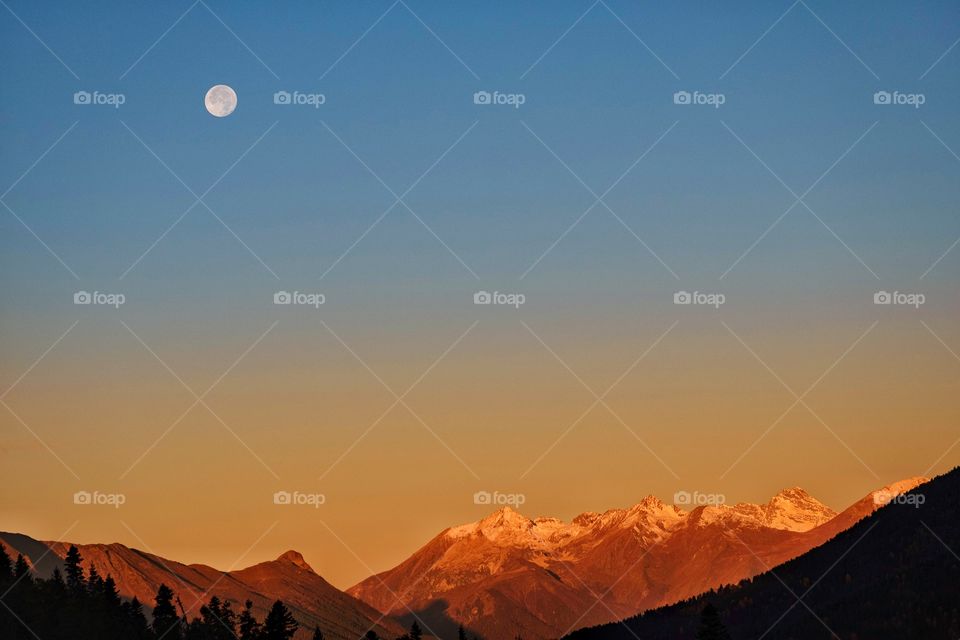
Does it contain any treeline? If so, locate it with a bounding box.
[0,544,313,640]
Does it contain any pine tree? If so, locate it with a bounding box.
[696,603,731,640]
[238,599,261,640]
[87,562,104,594]
[198,595,237,640]
[312,626,325,640]
[102,575,122,608]
[409,621,423,640]
[153,583,182,640]
[63,545,84,594]
[13,554,30,579]
[262,599,298,640]
[0,544,12,583]
[124,597,151,639]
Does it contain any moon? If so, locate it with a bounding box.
[204,84,237,117]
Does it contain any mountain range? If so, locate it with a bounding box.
[0,533,403,640]
[348,478,926,640]
[0,476,928,640]
[566,468,958,640]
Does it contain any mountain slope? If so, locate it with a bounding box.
[0,534,403,640]
[349,478,926,640]
[566,467,959,640]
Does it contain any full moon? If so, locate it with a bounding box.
[204,84,237,117]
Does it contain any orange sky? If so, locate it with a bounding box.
[2,307,958,589]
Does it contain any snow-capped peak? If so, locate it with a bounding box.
[761,487,836,531]
[684,487,836,532]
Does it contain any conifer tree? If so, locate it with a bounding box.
[696,604,731,640]
[238,599,261,640]
[0,544,12,583]
[13,554,29,579]
[153,583,182,640]
[409,620,423,640]
[262,599,298,640]
[63,545,84,594]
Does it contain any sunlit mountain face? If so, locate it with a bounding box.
[347,478,927,639]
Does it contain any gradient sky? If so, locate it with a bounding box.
[1,0,959,589]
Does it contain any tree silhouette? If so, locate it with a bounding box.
[86,563,103,594]
[409,621,423,640]
[695,604,731,640]
[238,600,261,640]
[152,583,182,640]
[262,599,298,640]
[0,544,12,582]
[194,595,237,640]
[364,630,381,640]
[63,545,84,594]
[458,623,468,640]
[312,626,325,640]
[13,554,29,579]
[0,560,311,640]
[102,576,122,608]
[123,597,152,639]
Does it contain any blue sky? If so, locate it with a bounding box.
[2,0,958,299]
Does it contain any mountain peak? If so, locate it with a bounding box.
[276,549,314,572]
[761,487,836,531]
[479,506,531,527]
[773,486,811,500]
[635,495,667,510]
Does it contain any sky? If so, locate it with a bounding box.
[1,0,959,589]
